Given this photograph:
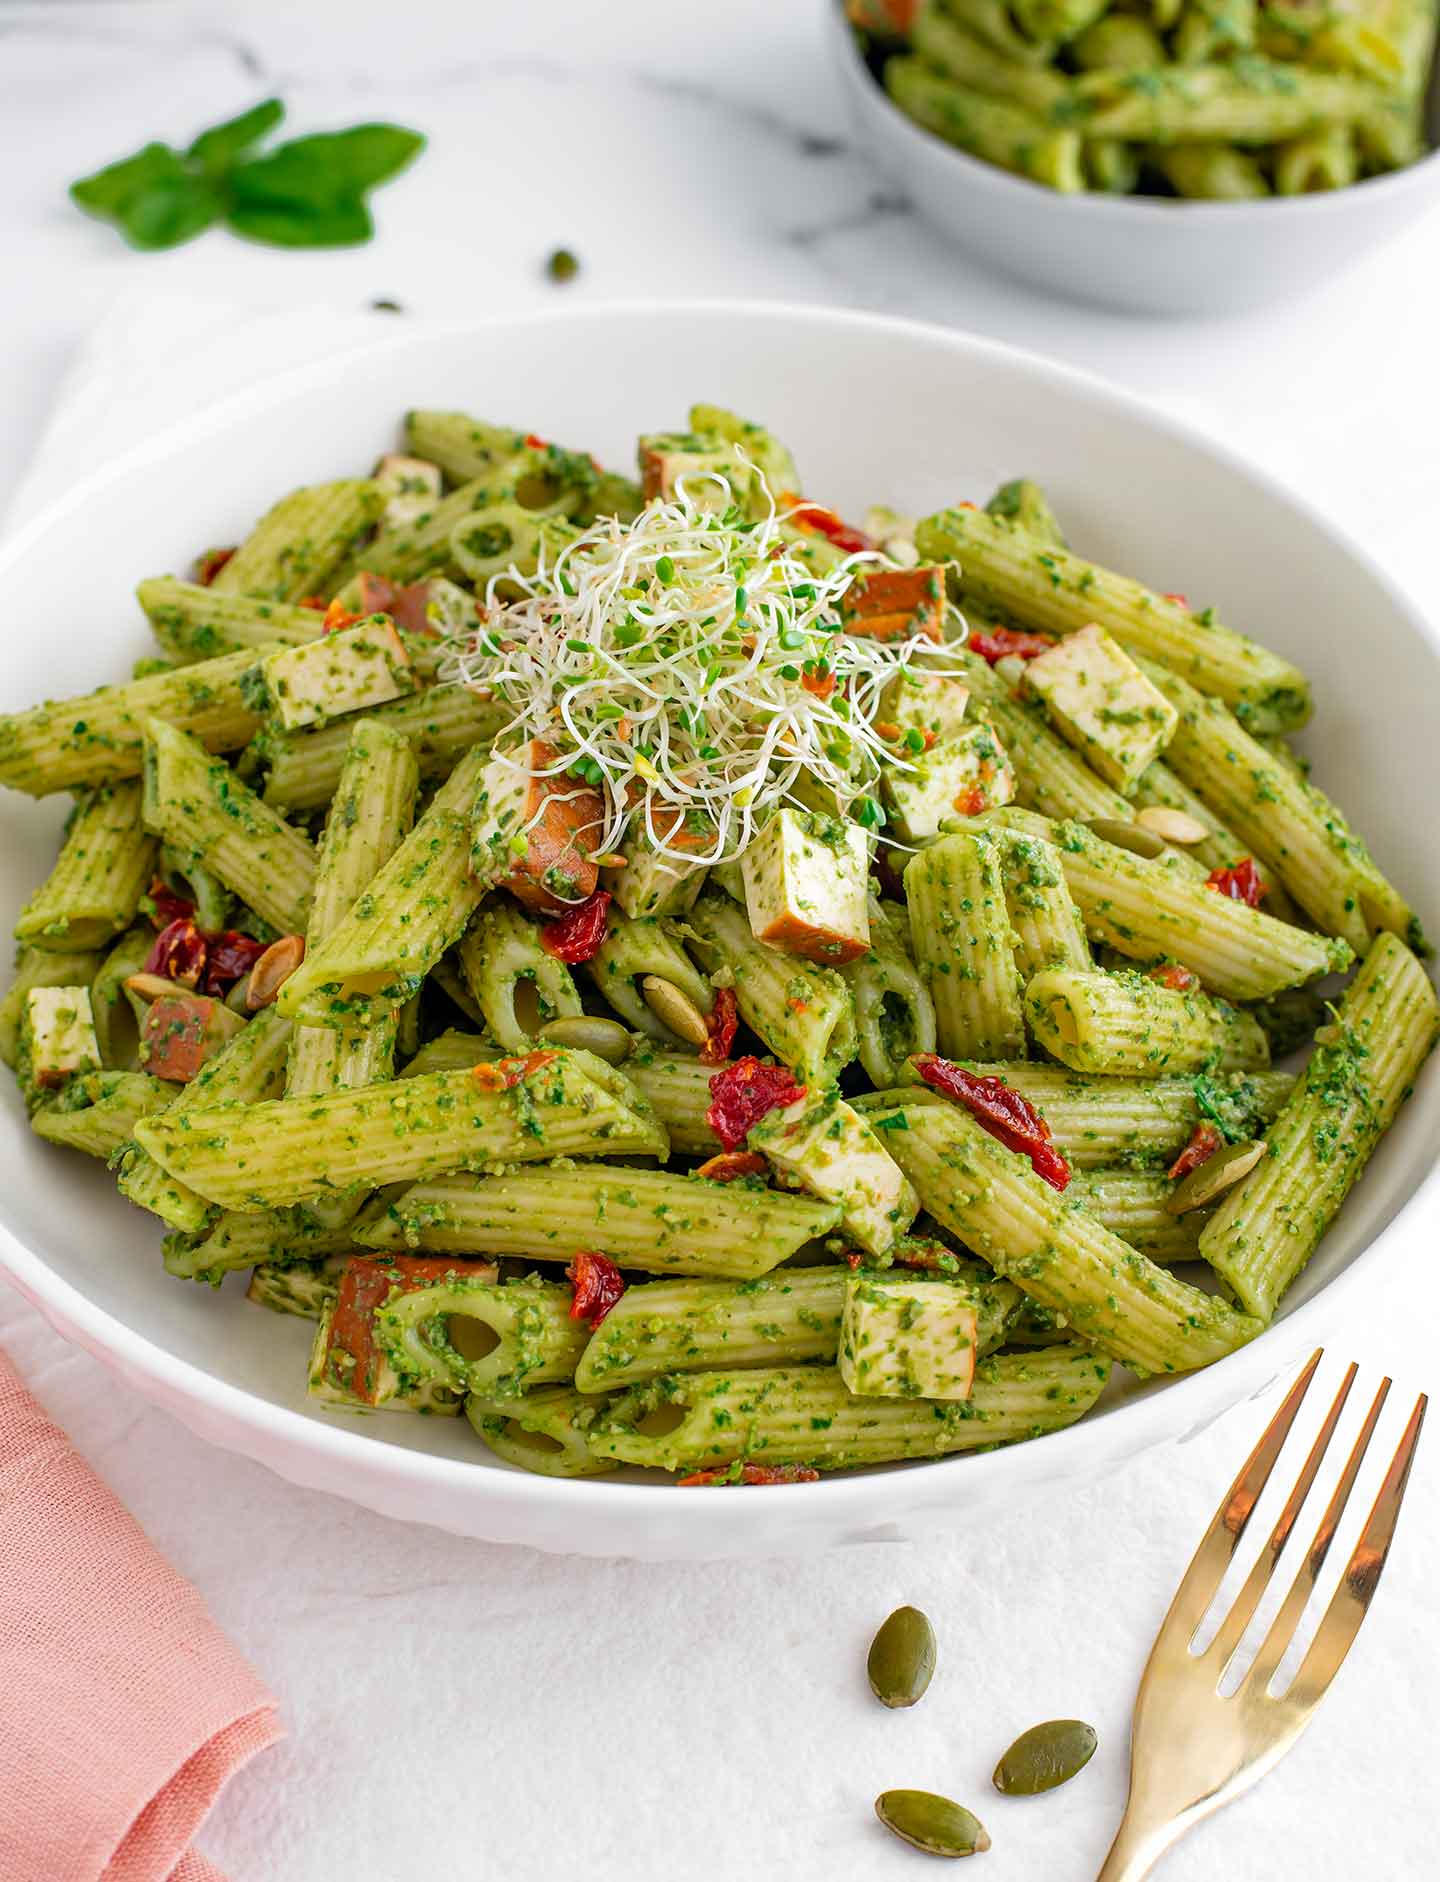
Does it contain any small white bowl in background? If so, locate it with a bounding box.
[826,1,1440,316]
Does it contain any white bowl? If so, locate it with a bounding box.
[826,2,1440,316]
[1,302,1436,1558]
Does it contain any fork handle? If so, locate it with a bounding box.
[1095,1808,1182,1882]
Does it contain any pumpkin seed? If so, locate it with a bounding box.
[246,934,306,1010]
[640,974,710,1048]
[875,1790,990,1858]
[538,1014,634,1064]
[124,972,180,1004]
[992,1718,1097,1795]
[1166,1138,1266,1214]
[1085,817,1167,860]
[1135,805,1209,846]
[867,1605,936,1708]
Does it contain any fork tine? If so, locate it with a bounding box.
[1204,1362,1358,1671]
[1242,1374,1391,1694]
[1281,1391,1427,1708]
[1148,1349,1323,1655]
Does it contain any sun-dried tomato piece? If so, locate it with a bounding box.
[705,1056,807,1151]
[1148,963,1201,992]
[1162,591,1190,609]
[471,1050,559,1093]
[677,1461,821,1487]
[539,889,612,964]
[696,1150,768,1183]
[200,930,268,996]
[967,626,1056,666]
[800,665,835,700]
[778,491,873,554]
[953,786,986,817]
[144,878,196,929]
[144,918,207,988]
[700,986,739,1065]
[1168,1122,1224,1181]
[913,1053,1071,1191]
[321,598,364,634]
[567,1250,626,1328]
[1204,857,1267,907]
[195,546,236,586]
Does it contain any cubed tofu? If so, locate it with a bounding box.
[749,1089,918,1257]
[686,403,800,501]
[262,616,416,730]
[840,566,947,643]
[838,1273,980,1400]
[1022,624,1179,794]
[357,572,474,639]
[741,808,870,964]
[607,809,713,920]
[373,452,443,529]
[21,985,100,1091]
[876,666,971,747]
[307,1254,491,1413]
[639,414,797,520]
[471,739,603,914]
[882,721,1016,843]
[139,993,245,1082]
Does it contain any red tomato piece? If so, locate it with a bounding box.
[912,1053,1071,1191]
[695,1150,768,1183]
[677,1462,820,1487]
[1204,857,1267,907]
[321,598,364,634]
[1168,1122,1224,1181]
[145,878,196,929]
[1148,963,1201,992]
[567,1251,626,1328]
[524,432,550,450]
[705,1056,806,1151]
[953,786,986,817]
[144,918,207,988]
[539,889,612,964]
[200,930,268,995]
[778,491,873,554]
[1163,591,1190,609]
[800,666,835,700]
[195,546,236,586]
[139,994,235,1082]
[967,626,1056,666]
[471,1050,558,1093]
[326,1255,498,1405]
[700,986,739,1065]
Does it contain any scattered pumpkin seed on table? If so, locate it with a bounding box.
[867,1605,937,1709]
[992,1718,1098,1795]
[875,1789,990,1858]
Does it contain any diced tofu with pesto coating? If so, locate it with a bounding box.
[20,985,100,1093]
[471,739,602,913]
[639,406,798,518]
[749,1088,918,1257]
[260,616,416,731]
[1022,624,1178,794]
[882,721,1015,843]
[840,566,946,643]
[877,667,971,746]
[372,453,443,529]
[608,809,714,920]
[839,1273,980,1400]
[741,808,870,964]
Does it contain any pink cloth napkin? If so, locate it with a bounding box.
[0,1346,282,1881]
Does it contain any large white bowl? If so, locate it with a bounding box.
[1,303,1436,1559]
[826,1,1440,316]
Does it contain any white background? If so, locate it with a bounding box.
[1,4,1437,1878]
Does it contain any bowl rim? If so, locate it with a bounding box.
[1,295,1436,1535]
[825,0,1440,223]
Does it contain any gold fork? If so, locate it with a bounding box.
[1098,1349,1427,1881]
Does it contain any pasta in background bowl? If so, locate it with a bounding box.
[829,0,1440,314]
[0,303,1435,1559]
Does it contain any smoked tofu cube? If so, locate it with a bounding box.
[607,810,713,920]
[372,453,443,529]
[749,1089,918,1257]
[356,572,474,639]
[741,808,870,965]
[838,1273,980,1400]
[261,616,416,730]
[839,566,947,643]
[471,739,602,913]
[876,666,971,747]
[21,986,100,1094]
[638,410,797,519]
[1022,624,1178,794]
[139,993,246,1082]
[882,721,1015,843]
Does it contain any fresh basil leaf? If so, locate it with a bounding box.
[69,142,222,250]
[226,194,375,249]
[188,98,285,170]
[229,125,425,207]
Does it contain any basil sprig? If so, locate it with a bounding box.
[69,100,424,251]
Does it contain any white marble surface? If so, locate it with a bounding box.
[0,4,1437,1879]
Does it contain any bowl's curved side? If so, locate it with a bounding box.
[824,2,1440,317]
[0,300,1435,1557]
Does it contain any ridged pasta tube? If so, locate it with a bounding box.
[1070,1168,1211,1264]
[912,7,1072,112]
[884,59,1084,191]
[209,479,383,603]
[88,926,152,1070]
[466,1388,619,1478]
[1202,934,1440,1320]
[402,410,528,482]
[625,1047,725,1154]
[685,892,856,1086]
[841,896,937,1087]
[1158,143,1270,198]
[1130,758,1301,924]
[588,1347,1112,1473]
[990,826,1091,978]
[905,833,1025,1060]
[458,902,582,1050]
[875,1097,1262,1373]
[137,578,326,663]
[15,781,155,952]
[1076,59,1379,145]
[918,506,1310,732]
[32,1070,169,1161]
[1174,0,1258,62]
[1273,126,1359,192]
[378,1276,588,1399]
[1025,966,1270,1075]
[357,1165,842,1278]
[254,685,503,814]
